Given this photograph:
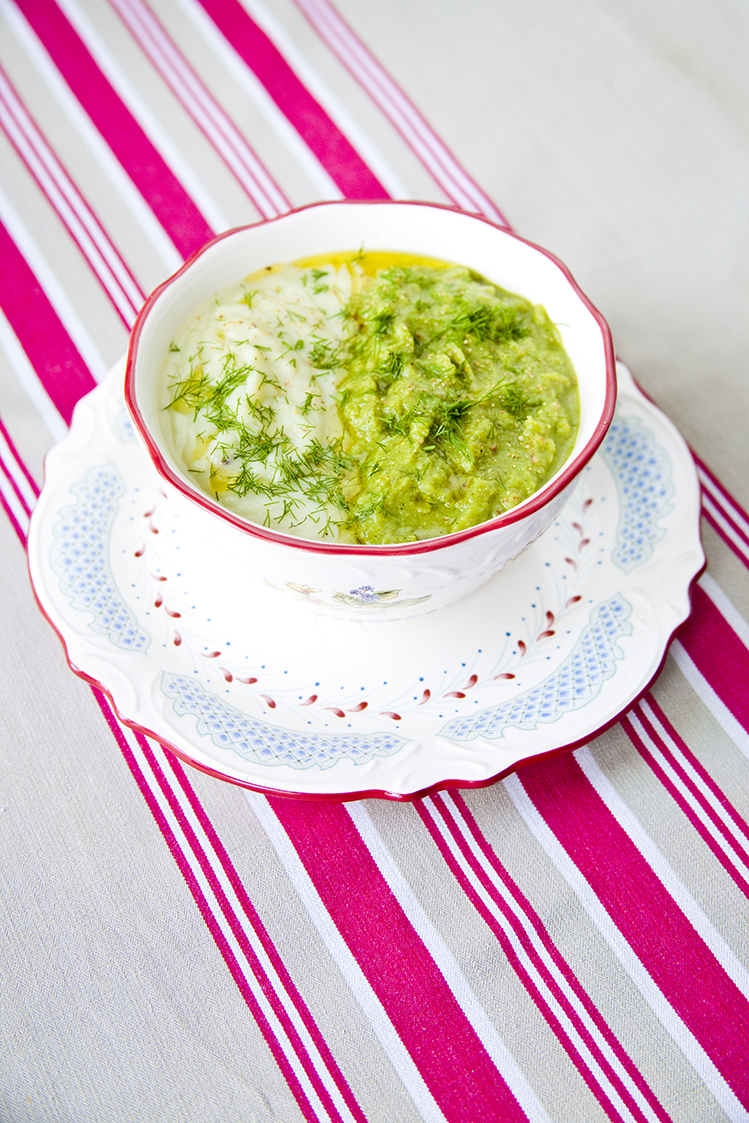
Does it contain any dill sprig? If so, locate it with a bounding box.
[370,309,395,335]
[374,349,406,391]
[310,268,329,295]
[498,382,538,419]
[309,338,347,370]
[448,301,528,344]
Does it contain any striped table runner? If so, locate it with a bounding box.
[1,2,748,1120]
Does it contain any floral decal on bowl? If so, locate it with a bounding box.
[333,585,431,610]
[286,582,321,599]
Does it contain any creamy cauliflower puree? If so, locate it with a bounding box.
[160,252,579,544]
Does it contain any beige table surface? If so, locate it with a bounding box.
[1,2,749,1121]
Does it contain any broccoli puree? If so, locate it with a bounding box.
[337,256,579,543]
[161,252,579,545]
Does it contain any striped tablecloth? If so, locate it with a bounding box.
[2,2,749,1120]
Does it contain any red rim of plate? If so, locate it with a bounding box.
[27,551,705,802]
[125,200,618,557]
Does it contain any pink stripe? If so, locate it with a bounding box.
[164,754,366,1123]
[0,63,144,327]
[443,792,672,1122]
[679,584,749,732]
[91,712,321,1123]
[644,695,749,845]
[109,0,291,218]
[0,453,31,520]
[197,0,388,200]
[292,0,509,224]
[0,219,95,423]
[268,797,528,1123]
[418,796,662,1123]
[0,484,27,544]
[518,752,749,1101]
[697,468,749,567]
[623,702,749,897]
[696,455,749,537]
[140,742,351,1123]
[701,503,749,565]
[17,0,214,259]
[0,414,39,499]
[623,714,749,897]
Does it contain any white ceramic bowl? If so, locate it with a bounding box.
[125,201,616,621]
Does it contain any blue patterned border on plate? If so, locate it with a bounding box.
[440,594,632,741]
[601,415,674,572]
[162,674,407,769]
[50,465,150,653]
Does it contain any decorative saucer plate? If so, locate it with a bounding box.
[28,360,704,800]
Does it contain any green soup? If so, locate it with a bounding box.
[162,252,579,544]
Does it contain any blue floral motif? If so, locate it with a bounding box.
[332,585,430,610]
[162,674,407,769]
[440,595,632,741]
[115,407,137,443]
[348,586,381,603]
[601,415,674,572]
[51,465,150,652]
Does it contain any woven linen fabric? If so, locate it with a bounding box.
[1,1,749,1121]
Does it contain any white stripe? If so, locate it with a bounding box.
[576,746,749,991]
[241,0,410,201]
[0,308,70,443]
[118,729,358,1123]
[56,0,230,235]
[246,790,449,1123]
[503,771,749,1123]
[0,457,30,533]
[174,0,342,200]
[701,491,749,565]
[635,698,749,875]
[111,0,289,218]
[295,0,469,205]
[147,762,361,1123]
[424,793,663,1123]
[698,466,749,543]
[0,70,143,325]
[0,182,108,382]
[348,801,552,1123]
[293,0,507,222]
[0,426,37,511]
[0,0,182,274]
[671,641,749,761]
[699,572,749,653]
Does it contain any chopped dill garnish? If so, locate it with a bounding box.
[258,370,282,391]
[310,268,329,294]
[371,310,394,335]
[299,390,320,416]
[448,301,527,344]
[165,257,577,544]
[498,382,538,419]
[309,339,347,370]
[375,350,406,391]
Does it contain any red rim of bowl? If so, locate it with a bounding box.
[125,199,617,557]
